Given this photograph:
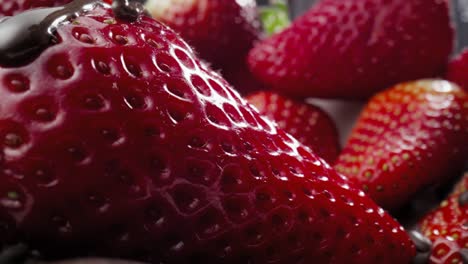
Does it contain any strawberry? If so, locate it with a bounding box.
[248,0,453,99]
[246,91,340,164]
[0,2,416,263]
[144,0,261,93]
[0,0,73,17]
[447,48,468,92]
[417,172,468,264]
[335,80,468,210]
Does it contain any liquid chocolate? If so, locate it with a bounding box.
[459,191,468,207]
[0,0,147,68]
[112,0,148,22]
[461,248,468,264]
[408,230,432,253]
[408,230,432,264]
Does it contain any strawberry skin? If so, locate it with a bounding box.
[145,0,261,74]
[0,3,416,264]
[247,91,340,164]
[419,173,468,264]
[447,48,468,92]
[0,0,73,16]
[248,0,453,99]
[335,80,468,210]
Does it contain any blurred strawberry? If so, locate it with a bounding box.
[248,0,453,99]
[247,91,340,164]
[145,0,261,92]
[0,0,72,17]
[335,80,468,210]
[418,172,468,264]
[447,48,468,91]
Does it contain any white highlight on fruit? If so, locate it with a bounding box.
[427,79,458,93]
[235,0,252,8]
[145,0,197,19]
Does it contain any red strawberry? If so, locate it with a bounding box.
[0,0,73,17]
[418,172,468,264]
[335,80,468,210]
[447,48,468,92]
[0,2,416,263]
[246,91,340,164]
[248,0,453,99]
[144,0,261,90]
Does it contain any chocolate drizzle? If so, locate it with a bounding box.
[0,0,150,68]
[112,0,148,21]
[0,0,102,67]
[0,244,40,264]
[408,230,432,264]
[461,248,468,264]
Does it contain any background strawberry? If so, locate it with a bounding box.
[248,0,453,99]
[0,2,415,263]
[0,0,72,17]
[418,172,468,264]
[447,48,468,92]
[335,80,468,210]
[144,0,261,93]
[247,91,340,164]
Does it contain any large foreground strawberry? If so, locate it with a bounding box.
[248,0,453,99]
[0,1,416,263]
[335,80,468,210]
[418,172,468,264]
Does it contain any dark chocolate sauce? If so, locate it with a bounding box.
[461,248,468,264]
[0,244,40,264]
[0,0,149,68]
[412,252,431,264]
[0,0,100,67]
[112,0,148,21]
[0,0,102,67]
[459,191,468,207]
[408,230,432,264]
[409,230,432,253]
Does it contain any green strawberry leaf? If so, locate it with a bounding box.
[260,0,291,36]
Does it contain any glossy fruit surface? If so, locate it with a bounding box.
[247,91,340,164]
[335,80,468,210]
[419,173,468,264]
